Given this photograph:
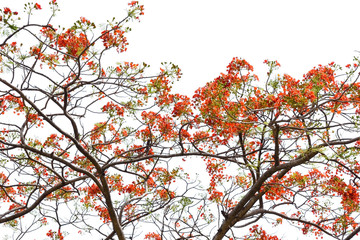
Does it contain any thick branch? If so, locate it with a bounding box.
[212,149,320,240]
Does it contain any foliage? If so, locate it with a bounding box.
[1,1,360,240]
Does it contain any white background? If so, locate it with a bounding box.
[59,0,360,95]
[5,0,360,94]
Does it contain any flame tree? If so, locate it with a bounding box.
[1,1,360,240]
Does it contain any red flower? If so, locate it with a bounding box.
[4,7,11,14]
[34,3,42,10]
[128,1,138,6]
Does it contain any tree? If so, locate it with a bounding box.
[1,1,360,240]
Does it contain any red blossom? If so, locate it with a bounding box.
[145,232,161,240]
[3,7,11,14]
[34,3,42,10]
[128,1,138,6]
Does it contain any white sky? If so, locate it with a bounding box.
[59,0,360,95]
[2,0,360,239]
[5,0,360,95]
